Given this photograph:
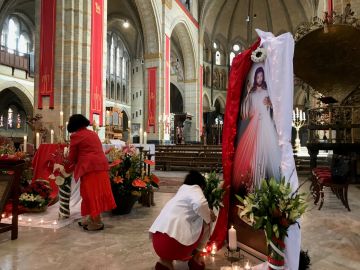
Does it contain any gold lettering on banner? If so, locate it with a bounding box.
[95,2,101,14]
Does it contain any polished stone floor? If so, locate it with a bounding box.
[0,172,359,270]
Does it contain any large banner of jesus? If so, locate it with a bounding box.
[209,30,300,269]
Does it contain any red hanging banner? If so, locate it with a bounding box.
[38,0,56,109]
[90,0,104,125]
[147,67,157,132]
[165,35,170,117]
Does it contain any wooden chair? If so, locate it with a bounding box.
[0,159,25,240]
[311,155,351,211]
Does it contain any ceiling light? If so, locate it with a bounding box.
[123,20,129,28]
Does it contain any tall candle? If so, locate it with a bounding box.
[60,111,64,126]
[144,131,147,144]
[299,110,303,121]
[139,127,143,144]
[323,0,328,12]
[128,120,131,129]
[244,261,251,270]
[36,132,40,149]
[65,121,69,140]
[50,129,54,144]
[303,112,306,120]
[23,135,27,153]
[106,110,110,125]
[296,107,299,118]
[228,225,237,251]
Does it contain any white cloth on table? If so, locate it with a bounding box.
[149,184,211,246]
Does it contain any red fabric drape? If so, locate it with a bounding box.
[38,0,56,109]
[90,0,104,125]
[147,67,157,132]
[209,40,260,248]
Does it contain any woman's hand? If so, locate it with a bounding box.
[210,210,217,222]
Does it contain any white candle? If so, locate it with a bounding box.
[292,111,295,120]
[324,0,328,12]
[211,244,216,256]
[244,261,251,270]
[60,111,64,126]
[299,110,303,121]
[341,0,344,12]
[128,120,131,129]
[50,129,54,143]
[303,111,306,120]
[296,107,299,118]
[65,122,69,140]
[106,110,110,125]
[36,132,40,149]
[228,225,237,251]
[144,131,147,144]
[139,127,143,144]
[23,135,27,153]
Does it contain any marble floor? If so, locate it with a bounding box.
[0,172,359,270]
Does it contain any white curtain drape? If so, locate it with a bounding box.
[256,29,301,270]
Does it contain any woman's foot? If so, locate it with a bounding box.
[188,253,205,270]
[155,262,170,270]
[83,222,104,231]
[78,217,89,227]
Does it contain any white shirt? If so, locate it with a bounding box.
[149,184,211,246]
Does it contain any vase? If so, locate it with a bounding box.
[58,177,71,219]
[112,192,139,215]
[267,236,285,270]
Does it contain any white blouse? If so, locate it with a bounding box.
[149,184,211,246]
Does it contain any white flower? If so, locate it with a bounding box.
[55,176,65,186]
[63,147,69,157]
[251,47,267,63]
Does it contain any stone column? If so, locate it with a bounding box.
[34,0,107,142]
[184,80,199,143]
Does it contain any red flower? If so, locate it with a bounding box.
[144,159,155,166]
[151,174,160,185]
[132,179,146,188]
[113,176,123,184]
[109,159,121,168]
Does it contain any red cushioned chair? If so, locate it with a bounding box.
[311,155,351,211]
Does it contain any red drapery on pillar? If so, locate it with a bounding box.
[165,35,170,117]
[38,0,56,109]
[90,0,104,125]
[147,67,157,132]
[209,40,260,248]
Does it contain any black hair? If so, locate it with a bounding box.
[67,114,90,133]
[184,170,206,189]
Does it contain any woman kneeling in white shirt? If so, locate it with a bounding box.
[149,170,216,270]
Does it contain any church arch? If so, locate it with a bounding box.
[170,83,184,114]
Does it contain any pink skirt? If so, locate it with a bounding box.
[80,171,116,217]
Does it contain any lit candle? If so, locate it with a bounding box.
[244,261,251,270]
[19,216,22,221]
[52,220,57,225]
[50,129,54,144]
[144,131,147,144]
[296,107,299,118]
[228,225,237,251]
[65,122,69,140]
[23,135,27,153]
[303,111,306,120]
[299,110,303,121]
[106,110,110,125]
[139,127,143,144]
[36,132,40,149]
[60,111,64,126]
[1,214,5,218]
[40,219,44,224]
[28,218,32,222]
[211,243,216,256]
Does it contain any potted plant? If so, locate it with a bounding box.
[19,179,52,212]
[108,145,148,214]
[237,177,307,270]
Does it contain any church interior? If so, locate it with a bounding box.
[0,0,359,269]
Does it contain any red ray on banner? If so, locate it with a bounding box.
[209,40,260,248]
[38,0,56,109]
[147,67,157,132]
[90,0,104,125]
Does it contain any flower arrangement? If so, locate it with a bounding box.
[19,179,52,210]
[203,171,226,210]
[108,145,151,197]
[251,47,267,63]
[237,177,307,270]
[0,135,25,160]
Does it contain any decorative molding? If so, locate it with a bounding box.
[162,0,172,9]
[144,52,162,60]
[294,3,359,42]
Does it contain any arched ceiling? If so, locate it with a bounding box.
[201,0,314,49]
[107,0,143,58]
